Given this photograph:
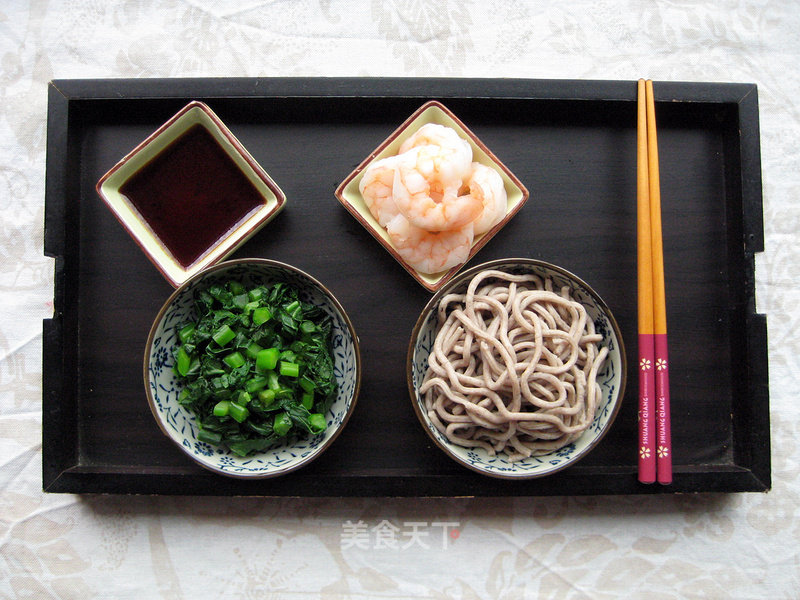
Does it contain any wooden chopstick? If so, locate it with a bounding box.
[645,80,673,485]
[637,79,657,484]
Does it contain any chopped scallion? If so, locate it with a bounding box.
[223,351,246,369]
[173,279,338,456]
[245,376,267,394]
[256,347,280,372]
[308,413,326,434]
[246,341,263,359]
[176,346,192,376]
[213,400,230,417]
[252,307,272,326]
[212,324,235,346]
[178,323,196,343]
[279,361,300,378]
[229,402,250,423]
[273,412,292,436]
[258,389,276,405]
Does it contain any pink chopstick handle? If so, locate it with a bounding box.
[654,333,672,484]
[638,333,656,484]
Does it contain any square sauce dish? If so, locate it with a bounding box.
[96,100,286,287]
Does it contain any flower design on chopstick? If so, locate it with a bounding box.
[656,358,668,371]
[658,445,669,458]
[640,358,652,371]
[640,446,651,459]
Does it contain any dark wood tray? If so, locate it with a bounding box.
[43,78,769,496]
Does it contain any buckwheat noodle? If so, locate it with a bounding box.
[420,269,608,461]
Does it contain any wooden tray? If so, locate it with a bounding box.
[43,78,769,496]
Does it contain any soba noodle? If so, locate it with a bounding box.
[420,269,608,461]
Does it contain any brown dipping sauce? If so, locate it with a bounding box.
[120,124,265,268]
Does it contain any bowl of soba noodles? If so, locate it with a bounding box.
[407,258,626,479]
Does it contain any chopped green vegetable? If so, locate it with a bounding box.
[256,347,280,372]
[252,307,272,326]
[308,413,326,434]
[273,412,292,436]
[266,370,280,391]
[173,280,338,456]
[228,402,250,423]
[233,293,249,309]
[212,324,235,346]
[176,346,192,376]
[245,376,267,394]
[223,351,246,369]
[178,323,196,344]
[213,400,230,417]
[197,429,223,445]
[246,341,263,359]
[299,376,315,393]
[258,388,276,406]
[279,361,300,378]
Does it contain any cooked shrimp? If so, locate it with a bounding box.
[399,123,471,157]
[358,155,402,227]
[464,162,508,235]
[386,214,473,274]
[399,124,473,187]
[392,146,482,232]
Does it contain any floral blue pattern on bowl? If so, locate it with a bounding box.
[407,258,626,479]
[145,259,361,479]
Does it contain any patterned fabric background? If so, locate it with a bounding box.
[1,0,798,597]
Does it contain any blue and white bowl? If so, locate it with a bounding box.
[407,258,626,479]
[144,259,361,478]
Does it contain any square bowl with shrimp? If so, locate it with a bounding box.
[335,100,530,293]
[407,258,626,479]
[97,100,287,288]
[144,259,361,479]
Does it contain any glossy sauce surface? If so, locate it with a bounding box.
[120,124,265,267]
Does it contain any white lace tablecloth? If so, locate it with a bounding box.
[2,1,798,597]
